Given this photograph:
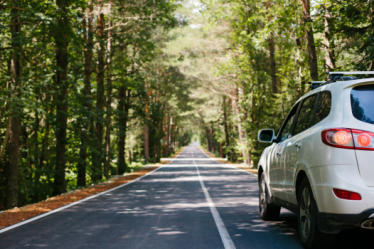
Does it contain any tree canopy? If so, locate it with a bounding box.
[0,0,372,209]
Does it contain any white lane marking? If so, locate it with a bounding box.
[0,147,190,234]
[161,158,219,161]
[0,167,162,234]
[163,164,238,167]
[193,159,236,249]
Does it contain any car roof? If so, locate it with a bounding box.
[297,78,374,103]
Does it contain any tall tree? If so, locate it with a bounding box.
[53,0,70,195]
[117,86,131,175]
[7,3,22,208]
[266,1,278,94]
[104,0,113,179]
[323,5,335,70]
[78,2,94,187]
[299,0,319,80]
[92,1,105,182]
[222,96,230,160]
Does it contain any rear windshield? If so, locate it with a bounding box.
[351,84,374,124]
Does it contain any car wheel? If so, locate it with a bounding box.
[259,173,280,220]
[298,178,335,249]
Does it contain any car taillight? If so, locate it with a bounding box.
[322,128,374,150]
[322,129,354,149]
[333,189,361,200]
[351,129,374,150]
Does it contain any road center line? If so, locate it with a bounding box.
[193,158,236,249]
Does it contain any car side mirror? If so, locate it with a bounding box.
[258,129,275,143]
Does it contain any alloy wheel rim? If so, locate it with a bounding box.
[300,188,311,239]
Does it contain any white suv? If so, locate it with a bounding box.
[257,72,374,248]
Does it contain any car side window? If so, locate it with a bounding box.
[293,94,318,135]
[314,92,331,124]
[278,104,299,142]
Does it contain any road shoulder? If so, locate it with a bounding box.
[199,146,258,175]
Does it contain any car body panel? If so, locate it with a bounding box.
[309,164,374,214]
[282,133,302,204]
[268,143,286,199]
[341,81,374,186]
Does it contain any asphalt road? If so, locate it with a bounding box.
[0,143,373,248]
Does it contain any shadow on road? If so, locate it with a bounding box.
[2,145,374,249]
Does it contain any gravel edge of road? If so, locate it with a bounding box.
[0,167,160,232]
[199,146,258,175]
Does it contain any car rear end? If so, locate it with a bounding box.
[311,79,374,232]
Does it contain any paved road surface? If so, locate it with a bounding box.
[0,143,373,248]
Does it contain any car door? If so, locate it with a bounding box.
[268,103,299,200]
[282,93,320,204]
[268,142,284,199]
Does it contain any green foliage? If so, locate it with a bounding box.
[194,0,372,166]
[0,0,190,210]
[0,0,370,209]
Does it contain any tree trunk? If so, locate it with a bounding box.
[39,103,51,166]
[144,124,149,163]
[216,120,223,158]
[37,108,50,194]
[53,0,70,196]
[77,3,93,187]
[0,118,12,162]
[210,122,214,153]
[299,0,318,81]
[157,107,164,161]
[222,96,230,160]
[324,6,335,70]
[265,2,277,94]
[233,87,243,141]
[167,115,171,156]
[7,4,22,208]
[205,126,211,152]
[92,3,105,182]
[117,85,125,174]
[219,142,223,158]
[173,126,177,152]
[269,33,277,94]
[33,105,40,194]
[8,113,20,209]
[104,0,113,179]
[33,105,39,167]
[233,87,248,164]
[144,84,152,163]
[118,87,131,174]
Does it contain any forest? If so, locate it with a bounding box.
[0,0,372,210]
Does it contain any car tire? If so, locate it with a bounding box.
[259,173,280,220]
[297,178,335,249]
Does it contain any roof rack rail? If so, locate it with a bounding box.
[326,71,374,82]
[308,81,326,90]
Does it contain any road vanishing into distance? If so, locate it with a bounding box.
[1,143,373,248]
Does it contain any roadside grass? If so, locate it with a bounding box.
[200,146,258,175]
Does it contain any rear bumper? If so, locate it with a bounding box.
[317,209,374,234]
[308,164,374,233]
[309,164,374,214]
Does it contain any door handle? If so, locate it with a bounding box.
[295,143,302,149]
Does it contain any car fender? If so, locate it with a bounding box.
[293,163,320,208]
[258,145,273,178]
[258,144,275,198]
[258,148,268,173]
